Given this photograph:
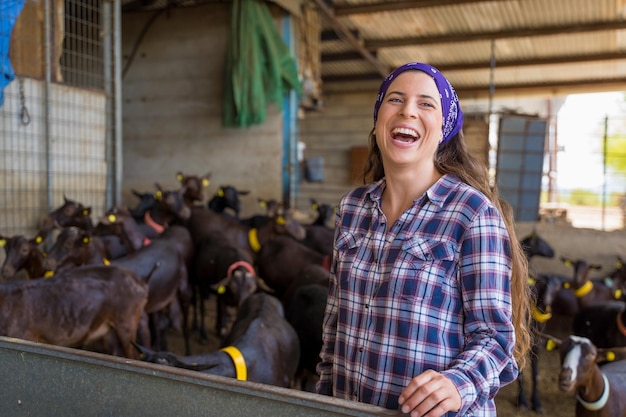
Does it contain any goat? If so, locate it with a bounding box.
[130,184,192,238]
[255,235,331,300]
[40,195,94,235]
[207,185,250,218]
[0,233,48,280]
[176,170,212,207]
[191,230,271,341]
[561,257,622,311]
[39,224,191,355]
[573,301,626,349]
[309,198,336,228]
[301,223,334,257]
[129,189,157,221]
[185,205,306,262]
[43,227,110,273]
[133,292,300,388]
[548,334,626,417]
[516,230,556,413]
[0,264,148,359]
[283,263,329,392]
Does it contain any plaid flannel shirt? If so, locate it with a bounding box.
[317,174,518,417]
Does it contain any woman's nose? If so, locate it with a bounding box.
[399,101,418,118]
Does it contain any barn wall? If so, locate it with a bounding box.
[121,4,285,218]
[297,90,374,212]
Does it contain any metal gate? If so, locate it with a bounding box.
[0,0,121,245]
[496,115,548,222]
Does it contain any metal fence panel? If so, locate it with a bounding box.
[0,0,119,246]
[0,337,395,417]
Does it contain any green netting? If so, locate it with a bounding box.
[222,0,302,128]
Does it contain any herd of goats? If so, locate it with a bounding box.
[1,171,626,416]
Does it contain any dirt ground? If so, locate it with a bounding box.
[164,221,626,417]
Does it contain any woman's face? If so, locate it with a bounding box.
[374,71,443,169]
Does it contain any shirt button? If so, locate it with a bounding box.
[359,347,364,352]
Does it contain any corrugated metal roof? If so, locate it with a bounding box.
[316,0,626,99]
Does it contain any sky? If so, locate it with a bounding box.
[555,91,625,191]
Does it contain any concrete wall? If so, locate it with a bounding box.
[121,4,285,218]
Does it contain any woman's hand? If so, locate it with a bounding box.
[398,370,461,417]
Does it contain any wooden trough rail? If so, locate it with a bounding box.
[0,337,396,417]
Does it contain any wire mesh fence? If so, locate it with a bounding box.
[0,0,120,249]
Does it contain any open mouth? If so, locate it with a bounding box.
[391,127,420,143]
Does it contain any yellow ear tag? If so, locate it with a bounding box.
[217,285,226,294]
[617,261,623,268]
[108,214,116,223]
[0,239,5,247]
[83,237,90,244]
[260,201,267,208]
[217,189,224,197]
[102,258,110,265]
[563,282,571,289]
[615,289,623,299]
[276,216,286,225]
[82,209,89,216]
[35,236,43,244]
[155,190,162,200]
[606,351,616,361]
[177,174,183,181]
[527,277,536,286]
[202,179,209,187]
[312,203,318,210]
[546,339,557,351]
[44,270,55,278]
[564,260,572,267]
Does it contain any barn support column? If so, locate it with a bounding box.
[104,0,123,209]
[281,13,300,208]
[43,0,53,213]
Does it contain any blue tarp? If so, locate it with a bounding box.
[0,0,26,107]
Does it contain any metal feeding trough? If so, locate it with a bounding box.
[0,337,396,417]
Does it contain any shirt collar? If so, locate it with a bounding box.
[366,174,460,208]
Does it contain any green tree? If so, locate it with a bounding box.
[566,189,600,206]
[605,133,626,174]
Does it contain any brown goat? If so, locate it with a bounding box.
[552,335,626,417]
[0,234,48,280]
[561,257,622,310]
[133,292,300,388]
[186,206,306,262]
[0,264,148,358]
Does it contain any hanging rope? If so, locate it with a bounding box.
[18,77,31,125]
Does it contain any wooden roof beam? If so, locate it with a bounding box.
[312,0,389,77]
[366,20,626,48]
[333,0,510,16]
[322,51,626,68]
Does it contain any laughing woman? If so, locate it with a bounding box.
[316,62,531,417]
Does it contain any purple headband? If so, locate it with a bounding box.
[373,62,464,144]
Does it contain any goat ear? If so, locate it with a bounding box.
[597,347,626,362]
[210,277,230,294]
[541,333,562,351]
[256,277,275,293]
